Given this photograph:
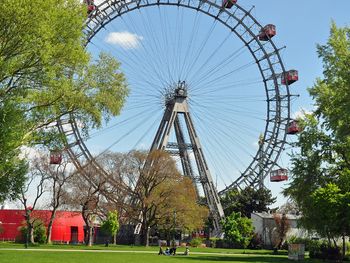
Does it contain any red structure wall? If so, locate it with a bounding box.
[0,209,85,243]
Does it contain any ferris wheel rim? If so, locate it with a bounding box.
[58,0,292,194]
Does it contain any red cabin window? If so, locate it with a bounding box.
[287,120,301,135]
[50,151,62,165]
[281,70,298,85]
[84,0,96,14]
[270,168,288,182]
[222,0,237,9]
[258,24,276,41]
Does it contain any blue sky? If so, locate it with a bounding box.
[84,0,350,208]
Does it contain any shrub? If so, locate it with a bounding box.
[189,237,203,247]
[285,236,315,251]
[309,240,341,260]
[209,237,220,248]
[20,220,47,244]
[248,233,263,250]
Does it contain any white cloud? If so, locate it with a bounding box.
[292,107,314,119]
[105,31,143,49]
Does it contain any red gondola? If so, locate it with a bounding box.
[270,168,288,182]
[281,70,298,85]
[50,151,62,165]
[222,0,237,9]
[287,120,301,135]
[258,24,276,41]
[84,0,96,14]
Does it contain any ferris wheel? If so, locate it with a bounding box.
[55,0,299,234]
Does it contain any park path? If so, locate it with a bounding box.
[0,248,272,257]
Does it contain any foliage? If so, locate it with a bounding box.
[283,23,350,253]
[0,0,128,202]
[119,150,208,246]
[209,237,220,248]
[221,187,276,218]
[189,237,203,247]
[20,220,46,244]
[101,210,120,244]
[248,233,263,250]
[308,22,350,141]
[285,236,315,251]
[308,240,341,261]
[222,212,254,249]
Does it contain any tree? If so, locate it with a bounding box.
[0,0,128,202]
[30,155,74,244]
[101,210,120,245]
[19,159,49,244]
[221,212,254,248]
[283,23,350,258]
[155,176,208,245]
[120,150,208,246]
[64,165,107,246]
[273,213,290,250]
[221,187,276,218]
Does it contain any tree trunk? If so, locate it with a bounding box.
[29,225,35,244]
[46,210,56,244]
[145,226,150,247]
[85,226,93,246]
[113,233,117,245]
[342,233,346,260]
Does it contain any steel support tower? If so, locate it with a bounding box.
[149,81,224,236]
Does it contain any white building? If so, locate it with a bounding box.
[251,212,308,248]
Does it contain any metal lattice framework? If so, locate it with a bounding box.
[57,0,292,202]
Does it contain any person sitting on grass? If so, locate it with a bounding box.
[169,246,177,255]
[184,247,189,256]
[158,246,164,255]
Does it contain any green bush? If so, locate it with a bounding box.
[209,237,220,248]
[308,240,341,260]
[285,236,315,251]
[20,220,47,244]
[189,237,203,247]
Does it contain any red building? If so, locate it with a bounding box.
[0,209,85,243]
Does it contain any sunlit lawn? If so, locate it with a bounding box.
[0,243,323,263]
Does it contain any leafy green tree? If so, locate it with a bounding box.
[309,22,350,142]
[310,184,350,246]
[101,210,120,245]
[221,187,276,218]
[222,212,254,248]
[0,0,128,201]
[283,23,350,258]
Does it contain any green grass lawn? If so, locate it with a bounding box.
[0,242,323,263]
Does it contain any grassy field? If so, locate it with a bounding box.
[0,243,322,263]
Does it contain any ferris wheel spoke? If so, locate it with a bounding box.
[88,103,161,139]
[191,59,256,92]
[192,79,263,96]
[192,111,246,170]
[120,17,173,90]
[183,17,219,81]
[178,10,200,81]
[189,45,247,90]
[88,107,162,156]
[187,31,231,83]
[191,103,262,140]
[89,38,166,93]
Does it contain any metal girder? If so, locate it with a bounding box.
[148,83,224,237]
